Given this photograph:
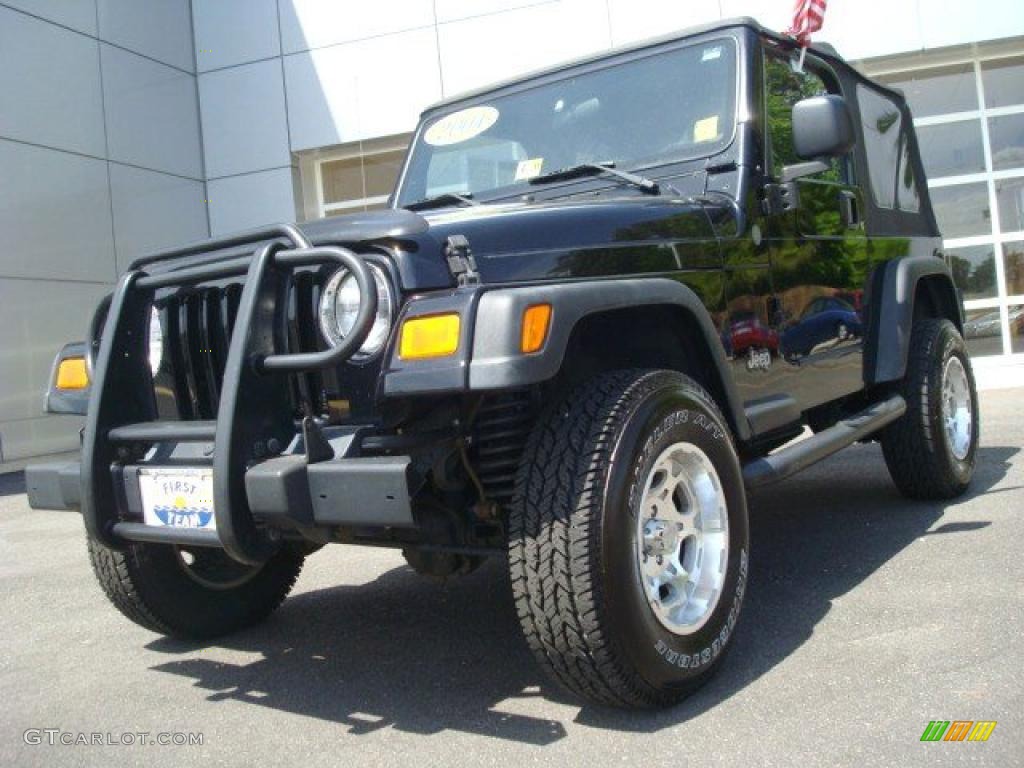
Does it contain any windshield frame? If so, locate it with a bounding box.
[393,31,744,208]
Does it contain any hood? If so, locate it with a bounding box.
[301,195,730,290]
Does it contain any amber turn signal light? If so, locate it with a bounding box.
[399,313,461,360]
[55,357,89,390]
[520,304,552,354]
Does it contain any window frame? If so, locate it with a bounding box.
[762,47,854,186]
[298,133,412,221]
[863,42,1024,361]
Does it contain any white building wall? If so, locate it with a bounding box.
[192,0,1024,235]
[0,1,208,469]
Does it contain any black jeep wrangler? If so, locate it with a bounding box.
[28,18,978,709]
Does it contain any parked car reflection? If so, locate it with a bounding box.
[782,296,863,359]
[721,310,779,358]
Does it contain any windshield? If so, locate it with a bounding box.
[396,37,738,206]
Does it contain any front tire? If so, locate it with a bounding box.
[881,318,979,500]
[509,370,749,708]
[87,536,304,640]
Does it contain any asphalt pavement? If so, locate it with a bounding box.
[1,389,1021,767]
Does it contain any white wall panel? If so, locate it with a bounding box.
[199,59,291,177]
[0,278,109,426]
[814,1,923,60]
[0,415,84,464]
[0,140,115,283]
[920,0,1024,50]
[97,0,195,71]
[279,0,435,54]
[434,0,555,23]
[607,0,722,47]
[207,168,298,235]
[438,0,611,96]
[285,27,441,151]
[0,6,106,157]
[2,0,98,35]
[193,0,282,71]
[109,164,208,274]
[101,44,204,179]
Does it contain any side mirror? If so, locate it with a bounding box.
[780,95,855,183]
[793,94,855,159]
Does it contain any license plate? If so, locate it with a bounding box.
[139,468,216,530]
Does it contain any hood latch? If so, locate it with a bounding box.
[444,234,480,286]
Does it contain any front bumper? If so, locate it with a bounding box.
[27,427,415,534]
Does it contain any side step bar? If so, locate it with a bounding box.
[742,395,906,489]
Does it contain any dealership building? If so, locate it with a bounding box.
[1,0,1022,469]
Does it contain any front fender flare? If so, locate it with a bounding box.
[468,278,750,440]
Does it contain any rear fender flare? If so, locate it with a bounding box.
[866,255,962,385]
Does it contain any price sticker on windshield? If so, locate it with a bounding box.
[515,157,544,181]
[424,105,499,146]
[694,115,720,143]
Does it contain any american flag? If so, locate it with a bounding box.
[786,0,827,46]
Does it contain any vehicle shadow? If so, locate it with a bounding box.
[146,443,1016,742]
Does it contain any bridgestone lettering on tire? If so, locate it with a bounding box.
[508,370,750,708]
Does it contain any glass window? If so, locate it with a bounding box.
[946,244,997,300]
[1004,240,1024,296]
[858,84,920,210]
[916,120,986,178]
[1010,305,1024,354]
[996,176,1024,234]
[988,113,1024,172]
[963,307,1005,357]
[316,138,410,215]
[897,139,920,212]
[765,54,845,181]
[363,151,405,196]
[399,38,738,204]
[877,63,977,118]
[981,56,1024,110]
[321,157,365,205]
[930,183,992,238]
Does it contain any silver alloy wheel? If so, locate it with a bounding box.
[635,441,729,636]
[942,355,973,461]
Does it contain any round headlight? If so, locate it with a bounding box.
[147,306,163,376]
[319,263,393,360]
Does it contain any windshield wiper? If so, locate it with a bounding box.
[403,192,480,212]
[528,162,662,195]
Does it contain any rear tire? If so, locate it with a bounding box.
[87,536,304,640]
[509,370,749,708]
[881,318,979,500]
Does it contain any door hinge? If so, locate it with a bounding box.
[444,234,480,286]
[761,181,800,216]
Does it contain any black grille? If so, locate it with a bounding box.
[159,284,241,419]
[156,277,322,420]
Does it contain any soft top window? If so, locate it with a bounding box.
[857,84,921,213]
